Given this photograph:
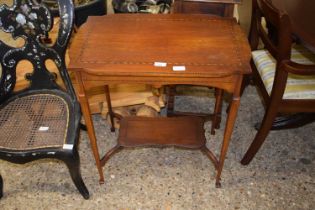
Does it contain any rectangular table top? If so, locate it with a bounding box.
[69,14,251,78]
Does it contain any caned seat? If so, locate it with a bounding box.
[0,93,70,150]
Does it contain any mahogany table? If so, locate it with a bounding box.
[271,0,315,52]
[69,14,251,187]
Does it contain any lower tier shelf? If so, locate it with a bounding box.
[101,115,220,186]
[118,116,206,148]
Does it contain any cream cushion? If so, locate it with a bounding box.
[252,45,315,99]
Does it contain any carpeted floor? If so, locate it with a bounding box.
[0,86,314,210]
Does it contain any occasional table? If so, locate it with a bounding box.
[69,14,251,187]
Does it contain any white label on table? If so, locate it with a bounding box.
[154,62,167,67]
[63,144,74,150]
[39,126,49,131]
[173,66,186,71]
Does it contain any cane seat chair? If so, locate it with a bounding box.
[241,0,315,164]
[0,0,89,199]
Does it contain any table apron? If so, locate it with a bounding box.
[77,72,243,94]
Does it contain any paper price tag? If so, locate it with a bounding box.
[172,66,186,71]
[154,62,167,67]
[39,126,49,131]
[63,144,74,150]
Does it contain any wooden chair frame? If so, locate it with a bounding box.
[241,0,315,165]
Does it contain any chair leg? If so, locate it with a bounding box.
[64,149,90,199]
[241,105,279,165]
[0,174,3,199]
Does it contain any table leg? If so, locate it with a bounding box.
[211,88,223,135]
[75,72,105,183]
[104,85,116,132]
[215,76,242,187]
[215,95,240,187]
[166,85,176,116]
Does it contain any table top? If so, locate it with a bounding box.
[69,14,250,78]
[271,0,315,50]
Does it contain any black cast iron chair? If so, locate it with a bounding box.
[0,0,89,199]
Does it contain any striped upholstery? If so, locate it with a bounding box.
[252,45,315,99]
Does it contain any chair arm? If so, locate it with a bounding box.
[281,60,315,75]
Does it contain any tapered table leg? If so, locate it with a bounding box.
[75,72,105,183]
[215,77,242,187]
[215,96,240,187]
[211,88,223,135]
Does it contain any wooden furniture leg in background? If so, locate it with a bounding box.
[167,86,224,135]
[104,85,125,131]
[166,85,176,115]
[211,88,223,135]
[104,85,115,132]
